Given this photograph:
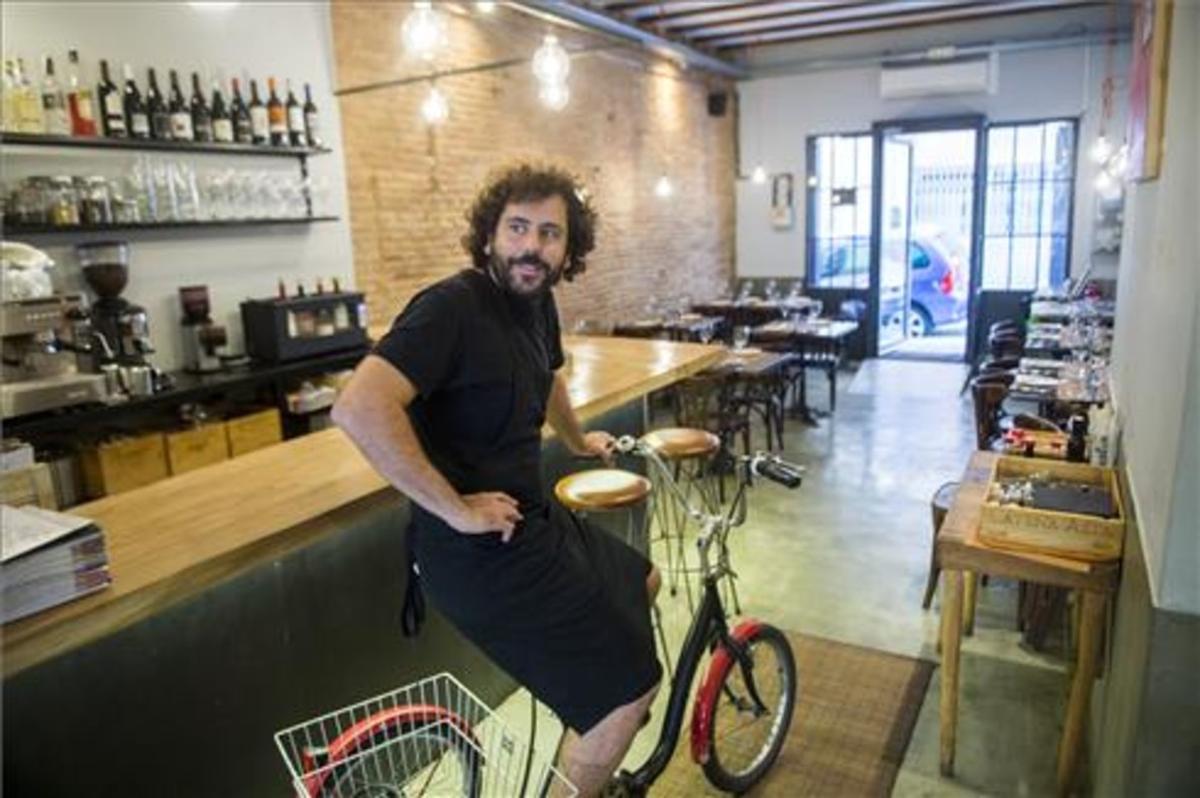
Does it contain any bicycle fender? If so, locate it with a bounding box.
[303,704,478,797]
[689,619,764,764]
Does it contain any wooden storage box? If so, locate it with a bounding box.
[82,433,169,497]
[979,456,1125,561]
[166,423,229,476]
[226,408,283,457]
[1,462,56,508]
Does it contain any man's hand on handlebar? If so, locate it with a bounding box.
[455,492,523,542]
[579,431,617,465]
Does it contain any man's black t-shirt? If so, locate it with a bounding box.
[373,268,564,518]
[369,267,661,734]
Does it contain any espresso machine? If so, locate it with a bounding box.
[0,294,108,419]
[77,241,157,367]
[179,285,228,373]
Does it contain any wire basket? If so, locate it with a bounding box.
[275,672,576,798]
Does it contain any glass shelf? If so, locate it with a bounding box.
[0,131,331,158]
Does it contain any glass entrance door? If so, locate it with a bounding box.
[871,119,980,360]
[876,132,913,353]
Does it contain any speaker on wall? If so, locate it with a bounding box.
[707,92,727,117]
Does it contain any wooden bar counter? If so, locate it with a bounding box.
[3,336,721,678]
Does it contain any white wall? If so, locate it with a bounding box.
[1,1,354,370]
[736,42,1130,281]
[1111,0,1200,613]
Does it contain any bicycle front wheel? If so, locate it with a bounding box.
[701,625,797,793]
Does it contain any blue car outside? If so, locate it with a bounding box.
[816,234,967,336]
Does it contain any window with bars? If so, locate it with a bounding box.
[981,119,1077,290]
[806,133,874,289]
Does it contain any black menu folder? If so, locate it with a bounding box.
[1029,483,1117,519]
[1,504,112,623]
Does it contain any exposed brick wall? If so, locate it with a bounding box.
[331,2,735,330]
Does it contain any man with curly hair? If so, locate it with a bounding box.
[333,163,662,796]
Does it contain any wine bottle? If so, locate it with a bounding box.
[122,63,149,139]
[285,79,305,146]
[190,72,212,142]
[266,76,286,146]
[248,78,268,145]
[40,56,70,135]
[168,69,193,141]
[146,67,171,139]
[65,51,98,136]
[1,61,18,132]
[18,59,46,134]
[230,77,252,143]
[210,79,232,143]
[97,59,125,137]
[302,82,320,146]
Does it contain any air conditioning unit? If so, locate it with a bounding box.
[879,54,996,99]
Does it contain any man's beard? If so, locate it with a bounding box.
[488,251,561,300]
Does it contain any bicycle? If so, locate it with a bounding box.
[274,435,804,797]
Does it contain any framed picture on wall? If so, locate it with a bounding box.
[1127,0,1174,181]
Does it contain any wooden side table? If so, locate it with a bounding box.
[936,452,1120,796]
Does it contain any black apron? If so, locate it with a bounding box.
[399,271,661,734]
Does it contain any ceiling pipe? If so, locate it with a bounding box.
[507,1,750,79]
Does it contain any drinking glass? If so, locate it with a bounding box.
[733,325,751,350]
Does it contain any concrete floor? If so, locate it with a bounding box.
[496,358,1076,796]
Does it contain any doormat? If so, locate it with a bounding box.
[651,631,935,797]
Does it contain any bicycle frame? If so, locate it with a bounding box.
[616,445,774,793]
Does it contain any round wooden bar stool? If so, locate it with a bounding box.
[553,467,672,676]
[640,427,726,614]
[554,468,652,518]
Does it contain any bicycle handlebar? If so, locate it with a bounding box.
[613,435,803,490]
[749,454,804,489]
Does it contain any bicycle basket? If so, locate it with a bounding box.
[275,672,576,798]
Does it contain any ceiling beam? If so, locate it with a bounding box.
[708,0,1100,48]
[653,1,864,30]
[509,1,749,78]
[688,1,978,41]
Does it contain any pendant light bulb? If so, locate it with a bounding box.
[402,2,447,62]
[532,34,570,85]
[538,80,569,111]
[1089,134,1112,165]
[654,175,673,198]
[421,85,449,125]
[751,165,767,184]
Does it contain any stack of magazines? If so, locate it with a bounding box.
[1,504,111,623]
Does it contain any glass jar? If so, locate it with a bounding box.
[79,176,113,226]
[14,176,53,225]
[48,176,80,227]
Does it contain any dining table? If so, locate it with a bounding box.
[612,314,722,343]
[750,318,859,425]
[691,297,819,329]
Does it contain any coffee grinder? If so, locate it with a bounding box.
[179,285,228,373]
[77,241,156,366]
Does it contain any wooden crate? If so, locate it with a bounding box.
[81,433,169,498]
[979,456,1125,561]
[0,462,57,508]
[225,408,283,457]
[166,423,229,476]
